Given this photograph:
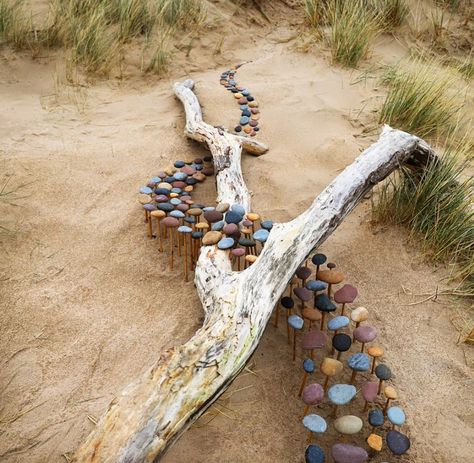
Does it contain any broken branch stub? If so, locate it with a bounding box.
[73,80,434,463]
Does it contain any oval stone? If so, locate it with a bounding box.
[294,287,312,302]
[240,116,250,125]
[334,284,358,304]
[328,384,356,405]
[217,237,234,250]
[353,325,378,343]
[302,330,328,350]
[315,294,336,312]
[253,229,269,242]
[303,358,315,373]
[375,364,391,380]
[204,210,223,223]
[223,223,239,235]
[347,353,370,372]
[334,415,363,435]
[362,381,378,402]
[306,280,328,292]
[288,315,304,330]
[230,204,246,216]
[231,247,245,257]
[157,203,174,212]
[386,430,410,455]
[320,358,343,377]
[177,225,192,233]
[260,220,273,230]
[302,383,324,405]
[202,231,222,246]
[281,297,294,309]
[305,444,325,463]
[387,406,405,426]
[216,202,230,213]
[155,194,169,203]
[385,386,398,400]
[225,211,243,224]
[170,210,185,219]
[312,253,327,265]
[331,444,368,463]
[139,186,153,195]
[351,306,369,323]
[332,333,352,352]
[327,316,350,331]
[368,408,384,427]
[296,266,312,280]
[211,220,225,231]
[302,414,327,433]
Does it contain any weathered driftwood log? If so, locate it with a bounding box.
[74,80,434,463]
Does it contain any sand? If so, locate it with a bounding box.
[1,1,473,462]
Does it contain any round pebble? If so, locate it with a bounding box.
[139,186,153,195]
[303,358,315,373]
[387,406,405,426]
[368,408,384,427]
[327,316,349,331]
[225,210,243,224]
[231,204,246,216]
[353,325,378,343]
[302,383,324,405]
[328,384,356,405]
[306,280,328,292]
[217,237,235,250]
[347,353,370,371]
[235,126,242,133]
[302,414,327,433]
[334,415,363,435]
[305,444,325,463]
[332,333,352,352]
[386,430,410,455]
[375,364,392,381]
[253,229,269,242]
[315,294,336,312]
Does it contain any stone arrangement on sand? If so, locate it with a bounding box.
[138,158,410,461]
[274,256,411,462]
[219,64,260,137]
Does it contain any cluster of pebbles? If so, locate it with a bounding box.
[219,64,260,137]
[138,156,273,281]
[276,256,411,462]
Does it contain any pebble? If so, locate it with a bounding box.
[170,210,185,219]
[260,220,273,230]
[244,126,252,134]
[362,381,378,402]
[235,125,242,132]
[316,269,344,285]
[177,225,192,234]
[281,297,294,309]
[367,433,383,452]
[253,229,269,242]
[302,414,327,433]
[375,364,392,380]
[216,203,230,213]
[354,325,378,343]
[302,383,324,405]
[314,294,336,312]
[334,284,358,304]
[334,415,363,435]
[234,92,243,99]
[240,116,250,125]
[312,253,327,266]
[174,160,185,168]
[139,186,153,195]
[204,210,223,223]
[174,172,188,181]
[240,104,249,110]
[386,430,410,455]
[327,316,349,331]
[212,220,225,231]
[217,237,235,250]
[331,444,368,463]
[241,109,251,117]
[155,188,170,195]
[202,231,222,246]
[303,358,315,373]
[368,408,384,427]
[351,306,369,323]
[302,330,328,349]
[250,108,260,114]
[305,444,325,463]
[320,358,343,376]
[387,406,405,426]
[249,120,258,127]
[238,97,248,104]
[288,315,304,330]
[155,194,169,203]
[306,280,328,292]
[328,384,356,405]
[347,353,370,371]
[332,333,352,352]
[294,287,312,301]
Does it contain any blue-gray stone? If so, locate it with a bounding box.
[242,89,250,96]
[312,253,327,266]
[212,220,225,231]
[217,237,234,250]
[315,294,336,312]
[184,216,196,224]
[203,206,215,212]
[327,316,350,331]
[186,178,197,185]
[193,204,205,209]
[328,384,356,405]
[240,116,250,125]
[386,430,410,455]
[157,203,174,212]
[225,210,243,224]
[305,444,325,463]
[177,225,192,233]
[303,358,315,373]
[387,407,405,426]
[174,160,185,168]
[171,188,182,194]
[302,414,327,433]
[253,229,269,243]
[170,210,185,219]
[143,204,156,211]
[368,409,384,427]
[306,280,328,292]
[170,198,182,205]
[240,104,249,111]
[151,176,161,184]
[194,164,203,171]
[164,176,175,183]
[139,186,153,195]
[247,95,255,102]
[261,220,273,230]
[347,353,370,372]
[154,188,170,196]
[375,364,391,380]
[230,204,246,216]
[191,231,203,239]
[288,315,304,330]
[229,79,236,85]
[241,109,251,117]
[174,172,187,181]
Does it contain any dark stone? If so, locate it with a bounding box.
[194,158,203,164]
[174,160,185,168]
[186,177,198,185]
[281,296,294,309]
[202,167,214,176]
[225,210,243,224]
[154,188,170,196]
[305,444,325,463]
[235,126,242,132]
[247,95,255,101]
[222,223,239,235]
[191,231,203,239]
[312,253,327,266]
[296,267,312,280]
[332,333,352,352]
[375,364,392,381]
[157,203,174,212]
[294,287,312,302]
[368,409,384,427]
[204,210,223,223]
[253,127,260,132]
[327,262,337,270]
[386,430,410,455]
[238,238,256,248]
[164,176,176,183]
[260,220,273,230]
[184,216,196,224]
[314,294,336,312]
[241,109,251,117]
[240,116,250,125]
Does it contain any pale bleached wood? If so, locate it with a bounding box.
[74,80,434,463]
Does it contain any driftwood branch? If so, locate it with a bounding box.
[74,80,434,463]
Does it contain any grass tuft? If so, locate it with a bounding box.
[155,0,206,28]
[372,135,474,295]
[327,0,381,67]
[303,0,329,29]
[369,0,409,30]
[0,0,32,49]
[379,59,463,138]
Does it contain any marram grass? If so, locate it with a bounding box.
[379,60,463,139]
[0,0,31,49]
[372,136,474,295]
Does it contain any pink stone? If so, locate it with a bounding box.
[353,325,377,343]
[302,330,328,350]
[361,381,378,402]
[302,383,324,405]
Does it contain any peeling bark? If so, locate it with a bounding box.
[73,80,434,463]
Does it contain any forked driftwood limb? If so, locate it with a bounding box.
[74,80,434,463]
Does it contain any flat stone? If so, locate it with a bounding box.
[312,253,327,266]
[230,204,246,216]
[386,430,410,455]
[334,284,358,304]
[202,206,215,212]
[216,203,230,213]
[303,358,315,373]
[361,381,378,402]
[241,109,251,117]
[155,194,169,203]
[211,220,225,231]
[231,247,245,257]
[316,270,344,285]
[193,172,206,182]
[315,294,336,312]
[281,297,294,309]
[239,238,256,248]
[177,203,189,212]
[157,203,174,212]
[302,414,327,433]
[368,408,384,427]
[368,346,384,358]
[385,386,398,400]
[302,330,328,350]
[217,237,235,250]
[223,223,239,235]
[302,307,322,322]
[240,104,249,110]
[234,126,242,132]
[260,220,273,230]
[138,193,152,204]
[238,97,248,104]
[161,217,179,227]
[327,316,350,331]
[351,306,369,323]
[305,444,325,463]
[347,353,370,372]
[186,177,198,185]
[181,166,196,175]
[387,406,405,426]
[294,287,312,302]
[234,92,243,99]
[154,188,170,196]
[174,160,185,168]
[248,101,259,108]
[288,315,304,330]
[306,280,328,292]
[177,225,192,233]
[139,186,153,195]
[296,266,312,280]
[225,210,243,224]
[367,433,383,452]
[302,383,324,406]
[170,210,185,219]
[332,334,352,352]
[334,415,363,435]
[150,210,165,219]
[353,325,378,343]
[204,210,223,223]
[170,198,182,206]
[247,96,255,102]
[202,231,222,246]
[328,384,356,405]
[249,120,258,127]
[202,167,214,176]
[331,444,368,463]
[240,116,250,125]
[253,229,269,242]
[375,364,391,381]
[172,181,187,189]
[320,358,343,377]
[187,208,202,217]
